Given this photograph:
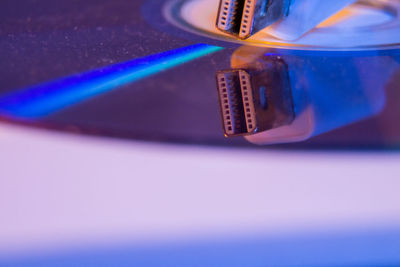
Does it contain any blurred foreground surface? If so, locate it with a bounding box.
[1,123,400,267]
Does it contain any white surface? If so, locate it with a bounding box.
[1,122,400,262]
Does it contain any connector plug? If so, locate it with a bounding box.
[216,57,294,137]
[216,0,292,39]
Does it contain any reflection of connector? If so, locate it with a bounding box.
[216,70,254,136]
[216,57,294,137]
[216,0,292,39]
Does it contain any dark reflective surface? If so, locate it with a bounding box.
[0,0,399,149]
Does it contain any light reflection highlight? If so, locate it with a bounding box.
[0,44,223,118]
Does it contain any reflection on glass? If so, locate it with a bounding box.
[216,46,400,145]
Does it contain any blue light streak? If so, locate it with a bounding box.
[0,44,223,118]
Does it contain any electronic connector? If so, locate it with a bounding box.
[216,57,294,137]
[216,0,292,39]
